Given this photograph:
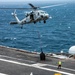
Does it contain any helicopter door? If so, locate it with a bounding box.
[30,13,34,20]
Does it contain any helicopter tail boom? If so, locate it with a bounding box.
[11,10,21,25]
[10,21,18,24]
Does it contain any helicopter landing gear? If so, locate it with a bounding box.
[44,20,46,23]
[34,21,36,24]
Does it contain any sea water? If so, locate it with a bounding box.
[0,2,75,53]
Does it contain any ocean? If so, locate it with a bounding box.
[0,2,75,53]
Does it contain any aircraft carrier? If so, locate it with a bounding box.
[0,45,75,75]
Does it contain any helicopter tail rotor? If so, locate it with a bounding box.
[11,10,17,16]
[11,10,21,25]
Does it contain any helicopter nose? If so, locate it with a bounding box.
[44,14,49,19]
[41,14,49,19]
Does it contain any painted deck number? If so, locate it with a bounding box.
[54,73,62,75]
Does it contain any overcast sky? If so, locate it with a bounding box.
[0,0,74,2]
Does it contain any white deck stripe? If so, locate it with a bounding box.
[0,55,35,63]
[0,58,75,75]
[34,66,74,75]
[0,73,8,75]
[47,64,75,72]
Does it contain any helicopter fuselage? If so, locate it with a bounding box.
[10,10,49,25]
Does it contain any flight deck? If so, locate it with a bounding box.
[0,46,75,75]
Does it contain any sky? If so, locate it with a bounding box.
[0,0,74,2]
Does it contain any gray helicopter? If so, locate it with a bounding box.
[0,3,66,28]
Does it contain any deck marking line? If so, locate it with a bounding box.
[0,73,8,75]
[0,55,35,63]
[0,55,75,72]
[0,58,75,75]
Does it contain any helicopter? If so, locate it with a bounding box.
[10,4,49,25]
[10,3,50,26]
[0,3,66,28]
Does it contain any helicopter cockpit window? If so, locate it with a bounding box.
[41,12,44,13]
[41,12,45,14]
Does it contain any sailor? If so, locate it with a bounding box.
[58,60,62,69]
[40,48,45,61]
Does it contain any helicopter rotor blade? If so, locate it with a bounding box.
[40,3,66,9]
[0,8,32,10]
[29,3,39,9]
[29,3,35,8]
[0,3,66,10]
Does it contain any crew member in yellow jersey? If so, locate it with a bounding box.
[58,60,62,69]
